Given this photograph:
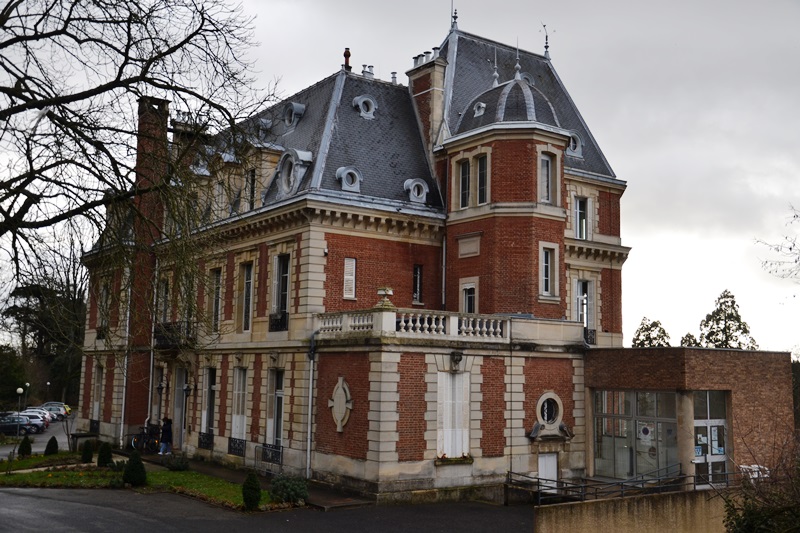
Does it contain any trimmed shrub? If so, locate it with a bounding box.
[18,435,32,458]
[163,452,190,471]
[44,435,59,456]
[123,450,147,486]
[80,439,93,463]
[269,474,308,504]
[242,470,262,511]
[97,441,113,467]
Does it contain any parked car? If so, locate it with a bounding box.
[42,402,71,416]
[25,408,56,424]
[39,405,66,421]
[0,415,35,436]
[19,411,49,430]
[15,412,46,433]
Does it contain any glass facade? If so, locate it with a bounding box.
[594,390,678,479]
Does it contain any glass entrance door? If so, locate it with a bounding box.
[693,391,728,485]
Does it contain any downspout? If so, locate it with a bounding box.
[306,329,319,479]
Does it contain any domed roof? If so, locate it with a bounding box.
[454,78,559,135]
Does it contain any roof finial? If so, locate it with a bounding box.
[451,6,458,29]
[541,23,551,60]
[514,39,521,80]
[492,48,499,87]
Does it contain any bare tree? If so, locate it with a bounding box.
[0,0,272,270]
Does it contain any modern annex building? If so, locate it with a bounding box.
[77,17,793,501]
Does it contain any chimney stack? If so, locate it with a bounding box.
[343,48,351,72]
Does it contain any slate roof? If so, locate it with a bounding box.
[257,71,442,212]
[439,30,616,178]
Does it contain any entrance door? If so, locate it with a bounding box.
[693,391,727,485]
[538,453,558,492]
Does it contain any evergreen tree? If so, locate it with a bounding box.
[123,451,147,487]
[18,435,32,458]
[699,290,758,350]
[681,333,700,347]
[44,436,59,456]
[631,317,671,347]
[242,470,262,511]
[97,441,113,467]
[81,439,94,463]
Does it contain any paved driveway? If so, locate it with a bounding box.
[0,488,534,532]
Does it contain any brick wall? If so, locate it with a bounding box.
[218,354,229,435]
[600,267,623,334]
[586,348,795,467]
[410,73,432,151]
[123,352,151,425]
[256,244,269,317]
[315,352,370,460]
[523,358,576,432]
[323,233,441,310]
[481,357,506,457]
[224,252,234,321]
[446,216,566,318]
[598,191,621,237]
[397,353,427,461]
[250,355,263,441]
[102,355,116,423]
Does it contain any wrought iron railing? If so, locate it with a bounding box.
[269,312,289,332]
[255,443,283,474]
[154,321,196,349]
[198,431,214,450]
[584,328,596,345]
[228,437,246,457]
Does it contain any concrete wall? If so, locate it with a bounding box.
[534,490,726,533]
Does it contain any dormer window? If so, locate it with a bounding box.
[404,178,429,204]
[353,95,378,119]
[566,132,583,158]
[275,149,313,197]
[336,166,363,193]
[473,102,486,117]
[283,102,306,128]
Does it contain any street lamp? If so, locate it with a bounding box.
[46,381,50,401]
[23,382,29,410]
[14,387,24,457]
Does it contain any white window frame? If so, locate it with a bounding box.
[575,196,589,240]
[266,369,285,446]
[211,268,222,333]
[459,160,470,209]
[539,243,559,298]
[241,262,253,332]
[540,153,553,203]
[98,279,110,331]
[232,367,247,440]
[272,254,291,314]
[412,264,423,303]
[437,371,470,458]
[576,279,593,328]
[202,366,216,433]
[459,277,479,314]
[343,257,356,299]
[477,155,488,205]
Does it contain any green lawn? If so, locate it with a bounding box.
[0,455,273,510]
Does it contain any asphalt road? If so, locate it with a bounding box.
[0,488,534,532]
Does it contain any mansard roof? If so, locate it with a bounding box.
[439,30,616,178]
[257,70,442,213]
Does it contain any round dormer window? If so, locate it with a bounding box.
[335,166,363,193]
[343,170,358,187]
[280,156,295,191]
[353,95,378,119]
[566,132,583,157]
[403,178,429,204]
[540,398,558,424]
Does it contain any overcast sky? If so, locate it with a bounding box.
[240,0,800,353]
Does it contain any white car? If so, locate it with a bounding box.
[14,412,46,433]
[20,410,51,428]
[24,408,55,423]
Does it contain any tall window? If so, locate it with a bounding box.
[245,169,257,210]
[268,369,285,446]
[438,371,470,458]
[542,248,554,295]
[477,156,488,205]
[232,367,247,440]
[540,154,553,203]
[240,263,253,332]
[274,254,290,315]
[204,367,216,433]
[211,268,222,333]
[412,264,423,303]
[463,285,476,314]
[576,280,591,327]
[158,279,170,323]
[98,279,110,337]
[459,160,470,209]
[343,258,356,299]
[575,197,588,239]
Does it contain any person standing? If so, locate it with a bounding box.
[159,417,173,455]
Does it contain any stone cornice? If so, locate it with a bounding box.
[565,238,630,266]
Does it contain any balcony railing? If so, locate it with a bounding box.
[316,308,585,345]
[269,312,289,332]
[154,321,196,349]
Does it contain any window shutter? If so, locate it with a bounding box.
[343,258,356,298]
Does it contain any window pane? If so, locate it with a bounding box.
[460,161,470,208]
[637,392,656,417]
[694,391,709,420]
[708,391,726,419]
[657,392,676,419]
[477,156,487,204]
